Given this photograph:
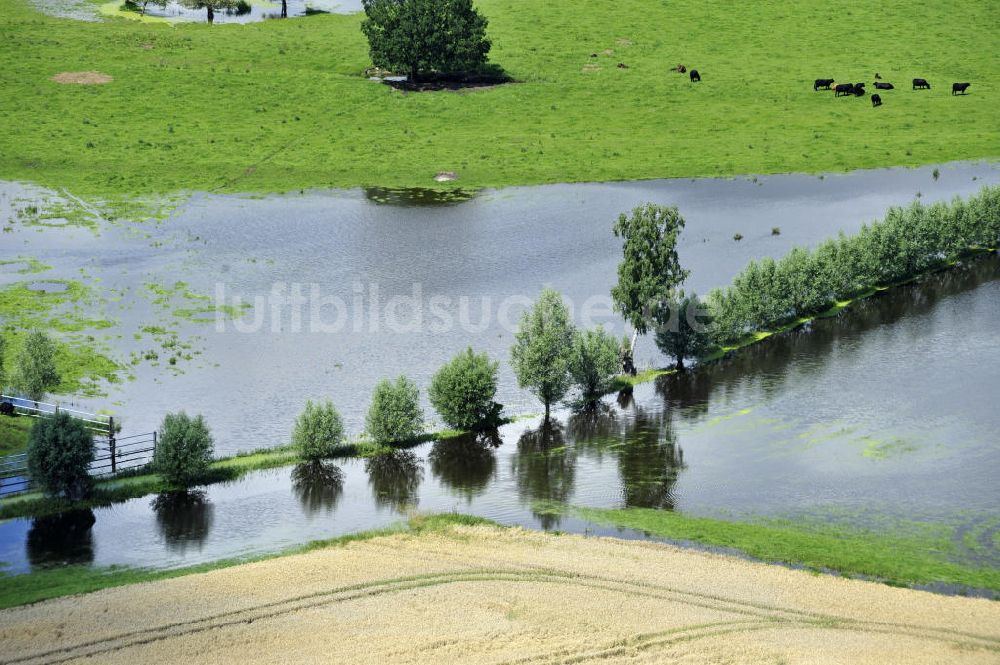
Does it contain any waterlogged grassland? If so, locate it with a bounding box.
[0,425,477,519]
[578,507,1000,595]
[0,417,33,455]
[0,0,997,196]
[0,279,121,396]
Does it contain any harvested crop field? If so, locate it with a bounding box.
[2,524,999,664]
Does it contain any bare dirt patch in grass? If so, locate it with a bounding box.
[50,71,113,84]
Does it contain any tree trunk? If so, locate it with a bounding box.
[281,0,287,17]
[675,356,685,371]
[207,5,214,23]
[544,401,550,421]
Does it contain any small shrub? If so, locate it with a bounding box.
[154,412,214,486]
[15,331,61,401]
[366,376,424,445]
[733,233,743,242]
[429,348,501,430]
[292,400,345,460]
[771,227,781,236]
[568,327,620,401]
[27,412,95,499]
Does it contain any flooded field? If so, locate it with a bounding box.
[2,161,997,452]
[2,252,998,574]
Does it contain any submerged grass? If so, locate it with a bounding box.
[0,426,493,519]
[0,279,122,396]
[0,513,499,610]
[0,0,997,197]
[577,507,1000,595]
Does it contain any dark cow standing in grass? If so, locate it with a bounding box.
[853,82,866,96]
[913,78,931,90]
[952,82,971,95]
[834,83,854,96]
[690,69,701,82]
[874,81,894,90]
[814,78,834,90]
[871,94,882,107]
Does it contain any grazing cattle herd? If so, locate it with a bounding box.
[811,74,973,107]
[675,66,972,106]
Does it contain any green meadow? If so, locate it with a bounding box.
[0,0,997,198]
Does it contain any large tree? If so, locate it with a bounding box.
[611,204,690,357]
[361,0,491,82]
[511,288,575,419]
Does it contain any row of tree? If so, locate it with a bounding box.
[606,187,1000,369]
[706,186,1000,347]
[291,319,625,459]
[0,331,61,402]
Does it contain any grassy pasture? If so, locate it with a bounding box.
[0,0,996,197]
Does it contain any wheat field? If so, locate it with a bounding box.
[2,524,999,664]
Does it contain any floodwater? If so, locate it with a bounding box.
[29,0,362,22]
[1,161,997,452]
[1,162,999,578]
[1,253,998,577]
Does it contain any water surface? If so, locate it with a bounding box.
[2,255,998,575]
[3,161,996,451]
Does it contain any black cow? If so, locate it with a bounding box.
[814,78,834,90]
[913,78,931,90]
[834,83,854,96]
[952,82,971,95]
[874,81,894,90]
[0,401,14,417]
[853,82,866,96]
[871,94,882,107]
[690,69,701,82]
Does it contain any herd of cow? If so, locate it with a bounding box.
[813,76,972,107]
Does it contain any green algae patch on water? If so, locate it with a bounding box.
[859,435,919,460]
[0,257,51,275]
[0,279,123,396]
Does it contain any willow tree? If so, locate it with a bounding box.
[511,288,575,419]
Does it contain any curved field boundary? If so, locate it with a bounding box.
[5,567,999,665]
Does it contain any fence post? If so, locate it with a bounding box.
[109,416,116,474]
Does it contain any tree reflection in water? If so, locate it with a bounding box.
[365,450,424,511]
[151,490,214,553]
[26,509,96,569]
[291,461,345,516]
[512,419,574,529]
[428,431,500,503]
[614,408,684,509]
